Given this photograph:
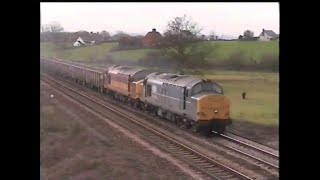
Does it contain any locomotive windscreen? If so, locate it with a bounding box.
[191,82,223,95]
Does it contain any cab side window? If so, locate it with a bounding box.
[146,84,152,96]
[108,75,111,84]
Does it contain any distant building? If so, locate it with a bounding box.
[109,33,132,42]
[73,37,95,46]
[142,28,162,47]
[198,34,209,41]
[209,35,219,41]
[73,37,85,46]
[259,29,279,41]
[238,35,259,41]
[73,41,81,47]
[217,35,237,41]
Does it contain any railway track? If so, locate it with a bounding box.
[41,72,279,179]
[224,132,279,153]
[41,74,253,180]
[208,131,279,174]
[221,133,278,159]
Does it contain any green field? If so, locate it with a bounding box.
[207,41,279,63]
[41,41,278,63]
[40,42,118,62]
[40,42,279,126]
[199,71,279,126]
[40,42,157,63]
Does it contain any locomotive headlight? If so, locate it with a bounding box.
[214,110,218,113]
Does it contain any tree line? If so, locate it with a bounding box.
[41,16,277,72]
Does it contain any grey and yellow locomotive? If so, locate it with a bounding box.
[140,73,231,134]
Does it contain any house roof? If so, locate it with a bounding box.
[260,29,279,38]
[72,31,102,42]
[144,29,162,38]
[75,37,92,44]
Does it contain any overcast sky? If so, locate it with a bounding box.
[40,2,279,37]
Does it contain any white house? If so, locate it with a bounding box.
[73,41,81,47]
[73,37,95,47]
[73,37,85,46]
[259,29,279,41]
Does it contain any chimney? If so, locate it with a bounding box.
[263,29,265,32]
[152,28,156,32]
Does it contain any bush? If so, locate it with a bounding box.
[222,51,247,70]
[206,51,278,72]
[139,51,177,70]
[258,55,279,72]
[107,47,278,72]
[110,45,121,52]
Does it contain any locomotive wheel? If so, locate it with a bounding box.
[194,124,202,133]
[184,121,192,129]
[134,101,138,108]
[201,126,213,136]
[154,108,158,116]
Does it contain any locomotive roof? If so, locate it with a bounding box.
[191,91,224,100]
[108,65,150,76]
[146,72,203,88]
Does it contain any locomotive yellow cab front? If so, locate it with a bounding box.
[197,94,230,120]
[193,93,232,134]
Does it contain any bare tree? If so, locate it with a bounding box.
[40,22,65,43]
[162,15,217,72]
[41,21,64,32]
[41,25,50,32]
[49,21,64,32]
[100,30,111,41]
[243,30,254,39]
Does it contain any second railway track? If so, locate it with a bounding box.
[219,132,278,161]
[223,132,278,156]
[210,131,279,169]
[41,74,254,180]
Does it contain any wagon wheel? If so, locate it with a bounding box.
[194,123,202,133]
[154,108,158,116]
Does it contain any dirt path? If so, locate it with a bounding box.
[40,81,203,180]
